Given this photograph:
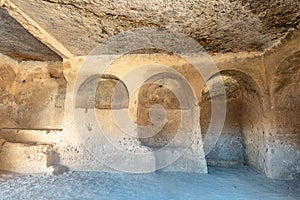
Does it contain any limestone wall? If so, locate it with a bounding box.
[0,54,66,129]
[0,33,299,178]
[200,67,266,173]
[263,29,300,179]
[0,53,66,173]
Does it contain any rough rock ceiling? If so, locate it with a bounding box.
[0,8,62,61]
[231,0,300,32]
[1,0,300,60]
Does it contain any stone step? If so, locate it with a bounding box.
[0,139,53,173]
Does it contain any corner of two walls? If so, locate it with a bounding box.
[202,29,300,179]
[262,29,300,179]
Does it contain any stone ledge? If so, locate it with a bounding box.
[0,129,63,144]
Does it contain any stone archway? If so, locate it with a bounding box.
[201,69,265,172]
[135,72,207,172]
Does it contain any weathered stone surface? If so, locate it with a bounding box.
[0,138,53,173]
[69,54,207,173]
[206,132,245,167]
[265,137,300,179]
[0,129,63,144]
[0,8,61,61]
[0,53,66,129]
[2,0,298,58]
[76,74,129,109]
[200,68,265,171]
[0,1,299,179]
[265,50,300,179]
[232,0,300,33]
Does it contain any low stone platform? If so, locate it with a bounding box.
[0,138,53,173]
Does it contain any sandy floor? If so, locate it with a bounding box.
[0,166,299,200]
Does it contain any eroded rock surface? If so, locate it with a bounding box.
[0,0,298,60]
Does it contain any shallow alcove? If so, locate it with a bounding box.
[136,72,196,149]
[76,74,129,110]
[73,73,137,160]
[200,70,265,172]
[95,75,129,109]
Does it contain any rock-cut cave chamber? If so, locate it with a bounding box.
[0,0,299,198]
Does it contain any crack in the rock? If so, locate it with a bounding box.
[41,0,160,28]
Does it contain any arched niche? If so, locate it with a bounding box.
[136,72,197,148]
[76,74,129,110]
[200,70,264,172]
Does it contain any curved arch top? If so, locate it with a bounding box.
[75,74,129,109]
